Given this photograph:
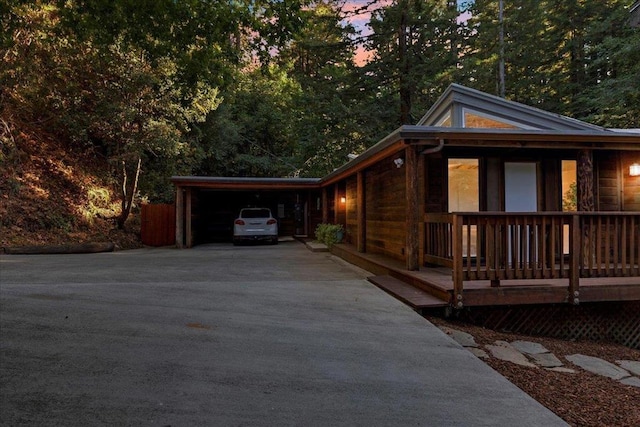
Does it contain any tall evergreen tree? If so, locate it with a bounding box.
[362,0,460,126]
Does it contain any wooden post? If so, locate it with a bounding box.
[333,184,339,224]
[452,214,464,307]
[185,187,192,248]
[406,146,419,270]
[357,171,366,253]
[175,186,184,248]
[322,187,328,224]
[569,214,581,304]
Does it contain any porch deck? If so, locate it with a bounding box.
[332,243,640,308]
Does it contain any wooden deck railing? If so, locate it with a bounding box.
[424,212,640,306]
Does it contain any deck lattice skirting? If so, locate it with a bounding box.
[454,302,640,349]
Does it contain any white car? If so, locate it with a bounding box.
[233,208,278,245]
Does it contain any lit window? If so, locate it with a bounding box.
[463,111,520,129]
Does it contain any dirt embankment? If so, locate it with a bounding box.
[1,115,141,251]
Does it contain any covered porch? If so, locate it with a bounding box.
[323,125,640,309]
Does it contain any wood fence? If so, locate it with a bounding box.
[141,204,175,246]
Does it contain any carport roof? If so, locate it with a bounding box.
[171,176,321,190]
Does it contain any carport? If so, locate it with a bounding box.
[171,177,323,247]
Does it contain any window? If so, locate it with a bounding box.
[436,111,452,127]
[448,159,479,212]
[449,158,480,257]
[562,160,577,212]
[463,110,521,129]
[561,160,577,254]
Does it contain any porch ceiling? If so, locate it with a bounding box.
[171,176,321,190]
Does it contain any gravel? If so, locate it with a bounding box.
[427,316,640,427]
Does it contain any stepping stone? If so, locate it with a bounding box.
[510,340,549,355]
[439,326,478,348]
[620,376,640,388]
[546,367,576,374]
[616,360,640,377]
[565,354,631,380]
[486,341,537,368]
[468,347,489,359]
[530,352,563,368]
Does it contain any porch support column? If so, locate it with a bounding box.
[405,145,420,271]
[577,149,595,212]
[322,187,328,224]
[574,149,594,304]
[185,187,193,248]
[357,171,366,253]
[333,184,339,224]
[175,186,184,248]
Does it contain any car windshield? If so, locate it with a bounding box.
[241,209,271,219]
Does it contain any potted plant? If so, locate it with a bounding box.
[314,223,344,248]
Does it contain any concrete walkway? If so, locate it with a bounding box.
[0,242,566,426]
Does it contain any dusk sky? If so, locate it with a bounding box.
[341,0,469,65]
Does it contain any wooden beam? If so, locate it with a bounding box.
[333,184,339,224]
[322,187,328,224]
[417,153,425,266]
[569,214,580,304]
[175,186,184,248]
[357,171,366,253]
[185,188,193,248]
[405,146,420,270]
[452,214,464,307]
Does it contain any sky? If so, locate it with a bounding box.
[341,0,470,65]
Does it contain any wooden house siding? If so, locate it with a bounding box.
[365,155,407,261]
[425,156,447,213]
[597,152,622,211]
[345,176,358,245]
[622,154,640,211]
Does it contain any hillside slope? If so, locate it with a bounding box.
[0,115,142,250]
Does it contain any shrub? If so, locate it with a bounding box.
[314,223,344,247]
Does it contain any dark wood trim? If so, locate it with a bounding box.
[185,188,193,248]
[175,186,184,248]
[322,140,407,186]
[357,171,366,253]
[322,187,328,223]
[462,287,570,306]
[333,184,339,224]
[405,146,420,270]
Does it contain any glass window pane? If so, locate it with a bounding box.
[464,111,519,129]
[438,113,452,127]
[562,160,577,212]
[448,159,479,212]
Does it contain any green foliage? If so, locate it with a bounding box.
[2,0,639,237]
[314,223,344,247]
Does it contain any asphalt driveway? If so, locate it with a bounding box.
[0,242,566,426]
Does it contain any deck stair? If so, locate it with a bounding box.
[368,275,449,309]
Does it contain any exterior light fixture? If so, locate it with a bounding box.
[394,158,404,168]
[340,196,346,204]
[630,163,640,177]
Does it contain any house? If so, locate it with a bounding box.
[631,1,640,27]
[172,84,640,309]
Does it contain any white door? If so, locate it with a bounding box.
[504,162,537,212]
[504,162,538,265]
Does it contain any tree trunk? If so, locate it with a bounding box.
[398,0,411,124]
[117,157,142,229]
